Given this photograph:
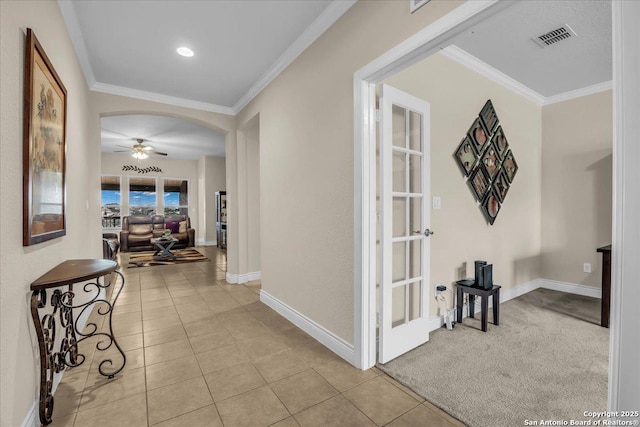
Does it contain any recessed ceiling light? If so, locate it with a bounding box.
[177,47,194,57]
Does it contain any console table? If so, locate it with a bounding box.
[30,259,126,425]
[597,245,611,328]
[456,281,501,332]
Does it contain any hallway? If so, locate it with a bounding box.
[49,246,463,427]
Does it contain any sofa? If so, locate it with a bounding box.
[120,215,195,252]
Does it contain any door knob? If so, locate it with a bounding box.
[413,229,434,237]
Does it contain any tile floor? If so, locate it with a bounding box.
[49,246,465,427]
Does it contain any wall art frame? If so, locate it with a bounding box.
[23,28,67,246]
[453,100,518,225]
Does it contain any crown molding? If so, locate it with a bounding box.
[91,82,235,115]
[440,45,546,105]
[232,0,357,114]
[440,45,613,107]
[543,80,613,105]
[59,0,354,116]
[57,0,96,88]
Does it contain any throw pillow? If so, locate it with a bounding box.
[179,221,187,233]
[165,220,180,233]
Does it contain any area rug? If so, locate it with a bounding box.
[378,288,609,427]
[127,248,209,268]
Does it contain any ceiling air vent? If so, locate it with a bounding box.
[533,24,576,48]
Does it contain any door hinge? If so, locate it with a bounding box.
[375,109,381,122]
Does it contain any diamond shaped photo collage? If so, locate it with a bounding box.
[454,100,518,225]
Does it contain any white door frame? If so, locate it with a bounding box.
[352,0,510,372]
[352,0,636,412]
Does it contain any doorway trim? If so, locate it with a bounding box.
[352,0,509,372]
[352,0,630,413]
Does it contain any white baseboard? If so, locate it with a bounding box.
[226,271,261,284]
[196,239,217,246]
[21,401,37,427]
[260,290,355,364]
[539,278,601,299]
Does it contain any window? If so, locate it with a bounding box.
[101,176,121,228]
[129,177,157,216]
[163,178,189,216]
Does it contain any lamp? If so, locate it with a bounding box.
[132,151,148,160]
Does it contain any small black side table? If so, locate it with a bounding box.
[456,281,501,332]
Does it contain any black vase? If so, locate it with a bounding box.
[474,260,487,287]
[482,264,493,290]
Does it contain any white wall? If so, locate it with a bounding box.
[235,0,464,343]
[246,123,261,273]
[201,156,226,244]
[541,91,612,287]
[383,53,542,315]
[0,2,102,426]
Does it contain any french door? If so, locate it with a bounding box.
[379,84,431,364]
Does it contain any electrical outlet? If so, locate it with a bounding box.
[583,263,592,273]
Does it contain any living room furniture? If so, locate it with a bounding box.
[597,244,611,328]
[120,215,195,252]
[30,259,126,425]
[456,280,501,332]
[151,237,179,260]
[216,191,227,249]
[102,232,119,261]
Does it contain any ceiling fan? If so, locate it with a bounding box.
[115,138,167,159]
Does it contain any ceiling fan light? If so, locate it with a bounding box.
[132,152,149,160]
[177,47,194,57]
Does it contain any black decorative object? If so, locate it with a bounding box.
[474,260,487,287]
[122,165,163,174]
[453,100,518,225]
[482,264,493,290]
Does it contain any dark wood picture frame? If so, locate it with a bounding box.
[467,117,490,155]
[479,99,499,136]
[23,28,67,246]
[502,149,519,183]
[492,170,510,203]
[481,188,501,225]
[492,125,509,159]
[454,135,478,177]
[481,140,502,180]
[469,165,490,202]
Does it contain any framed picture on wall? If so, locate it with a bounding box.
[469,165,490,202]
[454,135,478,177]
[23,28,67,246]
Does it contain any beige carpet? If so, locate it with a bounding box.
[127,248,209,268]
[378,288,609,427]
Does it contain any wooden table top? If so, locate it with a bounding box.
[31,259,117,291]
